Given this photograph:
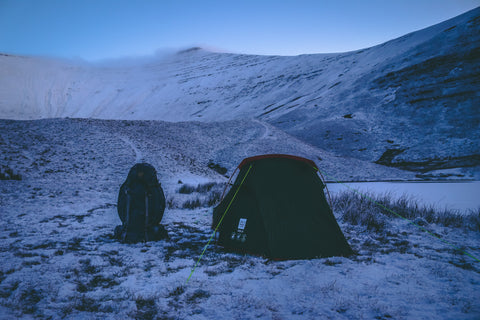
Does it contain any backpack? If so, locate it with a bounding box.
[116,163,167,243]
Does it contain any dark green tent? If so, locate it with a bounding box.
[212,154,352,259]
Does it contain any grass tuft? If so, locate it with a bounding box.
[0,281,20,299]
[88,274,119,289]
[182,198,202,209]
[186,289,210,304]
[176,182,225,208]
[134,296,157,320]
[332,191,479,231]
[19,287,41,314]
[178,182,223,194]
[73,295,100,312]
[207,191,222,207]
[167,286,185,297]
[67,237,84,251]
[178,184,196,194]
[0,166,22,180]
[195,182,216,193]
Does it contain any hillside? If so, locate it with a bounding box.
[0,8,479,178]
[0,118,414,185]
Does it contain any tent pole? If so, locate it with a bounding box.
[219,166,239,202]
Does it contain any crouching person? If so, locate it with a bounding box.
[114,163,168,243]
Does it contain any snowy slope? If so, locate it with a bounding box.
[0,118,478,319]
[0,118,415,185]
[1,8,479,176]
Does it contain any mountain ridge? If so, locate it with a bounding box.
[0,7,479,177]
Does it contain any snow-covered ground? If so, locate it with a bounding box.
[0,119,479,319]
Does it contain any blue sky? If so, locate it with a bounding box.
[0,0,478,61]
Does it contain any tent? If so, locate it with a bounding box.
[212,154,353,259]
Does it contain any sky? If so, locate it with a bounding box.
[0,0,478,61]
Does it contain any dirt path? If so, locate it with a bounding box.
[119,135,144,164]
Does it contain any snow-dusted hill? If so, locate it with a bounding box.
[1,8,479,176]
[0,118,414,185]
